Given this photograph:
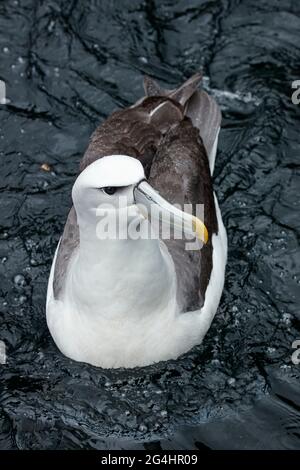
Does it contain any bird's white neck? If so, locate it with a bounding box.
[67,217,177,321]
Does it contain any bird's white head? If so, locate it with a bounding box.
[72,155,144,221]
[72,154,208,243]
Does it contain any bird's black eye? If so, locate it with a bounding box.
[102,186,117,195]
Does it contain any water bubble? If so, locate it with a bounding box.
[48,20,55,32]
[26,238,36,250]
[3,47,9,54]
[14,274,26,287]
[281,313,292,325]
[227,377,236,386]
[37,351,44,360]
[113,424,123,433]
[18,295,27,304]
[211,358,220,366]
[139,423,148,432]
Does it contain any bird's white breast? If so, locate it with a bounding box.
[46,194,227,368]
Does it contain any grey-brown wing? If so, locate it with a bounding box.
[53,207,79,299]
[148,118,218,311]
[185,90,221,158]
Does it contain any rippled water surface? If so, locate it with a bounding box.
[0,0,300,449]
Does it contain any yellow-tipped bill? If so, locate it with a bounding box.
[192,215,209,244]
[134,181,209,244]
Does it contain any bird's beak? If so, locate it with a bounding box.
[134,180,208,244]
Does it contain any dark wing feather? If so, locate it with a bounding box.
[185,90,221,158]
[53,207,79,299]
[148,118,218,310]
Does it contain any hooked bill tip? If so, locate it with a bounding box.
[192,216,209,244]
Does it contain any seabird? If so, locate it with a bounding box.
[46,73,227,368]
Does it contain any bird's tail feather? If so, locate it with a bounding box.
[143,72,202,107]
[185,89,221,175]
[143,73,221,174]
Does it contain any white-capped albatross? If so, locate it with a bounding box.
[46,73,227,369]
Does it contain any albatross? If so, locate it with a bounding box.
[46,73,227,368]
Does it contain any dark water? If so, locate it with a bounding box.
[0,0,300,450]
